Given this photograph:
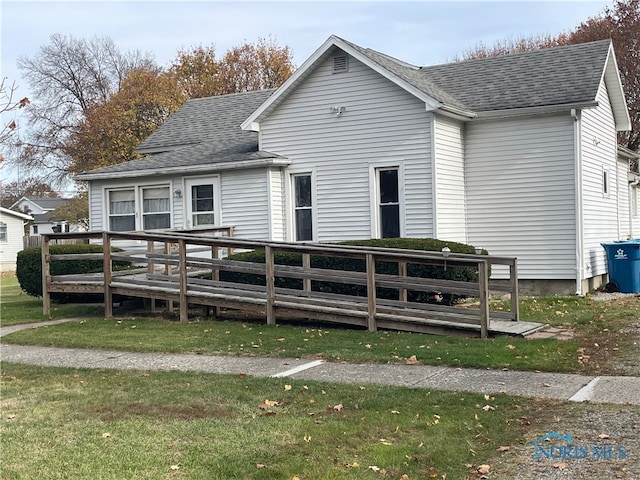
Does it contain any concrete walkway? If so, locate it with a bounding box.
[2,319,640,406]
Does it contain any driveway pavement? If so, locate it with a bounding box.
[2,319,639,405]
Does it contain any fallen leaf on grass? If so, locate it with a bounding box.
[496,445,510,452]
[598,433,610,439]
[102,432,111,439]
[256,464,267,469]
[481,405,495,411]
[542,383,552,388]
[170,465,180,471]
[369,466,380,472]
[476,464,490,474]
[506,344,516,350]
[304,435,311,443]
[405,355,421,365]
[285,384,292,391]
[259,399,280,410]
[333,403,344,412]
[553,462,567,470]
[379,438,392,445]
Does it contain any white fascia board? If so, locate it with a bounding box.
[474,101,599,120]
[603,43,631,132]
[76,158,292,181]
[0,206,33,220]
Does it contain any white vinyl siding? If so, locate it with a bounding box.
[221,168,271,239]
[580,80,622,277]
[267,168,286,241]
[259,51,433,242]
[433,114,466,242]
[0,211,27,272]
[466,114,576,279]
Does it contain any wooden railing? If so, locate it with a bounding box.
[41,229,519,338]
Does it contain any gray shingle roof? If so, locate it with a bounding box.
[351,38,611,113]
[138,89,275,152]
[78,89,280,178]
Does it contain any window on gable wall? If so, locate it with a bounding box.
[293,174,313,241]
[377,168,400,238]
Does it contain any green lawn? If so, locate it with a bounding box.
[0,361,539,479]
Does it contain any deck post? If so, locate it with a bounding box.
[398,260,407,302]
[265,245,276,325]
[178,239,188,322]
[165,241,174,312]
[510,259,520,321]
[478,260,489,338]
[210,245,219,318]
[366,253,377,332]
[102,232,113,318]
[146,240,156,312]
[302,253,311,292]
[41,235,51,316]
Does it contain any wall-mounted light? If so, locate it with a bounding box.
[329,106,346,117]
[173,188,182,198]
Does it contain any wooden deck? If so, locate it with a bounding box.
[41,230,538,338]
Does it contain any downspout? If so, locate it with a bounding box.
[572,108,584,295]
[430,113,438,238]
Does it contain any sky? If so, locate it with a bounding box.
[0,0,614,187]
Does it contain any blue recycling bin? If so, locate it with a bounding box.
[601,240,640,293]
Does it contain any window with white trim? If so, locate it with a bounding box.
[377,168,400,238]
[107,185,171,231]
[0,222,7,242]
[108,189,136,231]
[293,174,313,241]
[142,186,171,230]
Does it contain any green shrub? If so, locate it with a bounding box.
[221,238,487,305]
[16,244,130,302]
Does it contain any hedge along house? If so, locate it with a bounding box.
[77,35,632,295]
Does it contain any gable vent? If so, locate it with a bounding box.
[333,54,349,73]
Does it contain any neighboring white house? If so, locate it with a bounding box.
[10,196,82,235]
[0,207,33,273]
[76,36,634,295]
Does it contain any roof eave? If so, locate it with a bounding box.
[76,157,292,181]
[603,43,631,132]
[473,101,600,120]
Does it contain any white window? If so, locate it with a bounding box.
[0,222,7,242]
[377,168,400,238]
[142,186,171,230]
[293,174,313,241]
[185,177,221,228]
[108,189,136,231]
[107,185,171,232]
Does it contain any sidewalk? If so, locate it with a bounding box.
[2,320,640,406]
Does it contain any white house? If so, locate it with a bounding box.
[10,196,82,235]
[0,207,33,273]
[76,36,634,295]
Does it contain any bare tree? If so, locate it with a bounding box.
[0,78,30,159]
[12,34,155,182]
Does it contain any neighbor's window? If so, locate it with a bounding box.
[378,168,400,238]
[0,222,7,242]
[108,189,136,231]
[293,174,313,241]
[142,186,171,230]
[32,225,38,235]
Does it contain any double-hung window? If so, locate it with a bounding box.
[377,168,400,238]
[142,186,171,230]
[0,222,7,242]
[293,174,313,241]
[108,189,136,231]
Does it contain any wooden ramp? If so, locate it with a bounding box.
[489,319,545,337]
[42,230,527,339]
